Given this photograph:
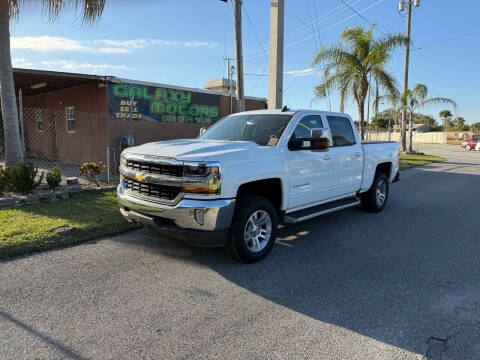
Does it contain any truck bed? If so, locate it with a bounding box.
[361,141,398,145]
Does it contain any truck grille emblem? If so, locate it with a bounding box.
[136,173,147,182]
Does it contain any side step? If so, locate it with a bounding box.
[284,197,361,224]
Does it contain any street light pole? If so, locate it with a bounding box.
[268,0,284,109]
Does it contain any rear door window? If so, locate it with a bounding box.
[326,116,356,147]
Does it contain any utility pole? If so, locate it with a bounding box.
[268,0,284,109]
[399,0,419,152]
[224,57,235,114]
[233,0,245,112]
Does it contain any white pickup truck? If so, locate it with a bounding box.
[118,109,400,262]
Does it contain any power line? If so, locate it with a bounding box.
[242,2,268,93]
[285,9,308,25]
[245,0,363,59]
[283,0,385,51]
[311,0,323,48]
[284,9,338,42]
[242,3,268,58]
[285,0,363,42]
[411,29,480,51]
[384,15,403,32]
[306,0,319,51]
[338,0,385,34]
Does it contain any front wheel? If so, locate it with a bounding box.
[361,172,389,212]
[229,196,278,263]
[466,144,472,151]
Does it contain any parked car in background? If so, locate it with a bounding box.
[462,137,480,151]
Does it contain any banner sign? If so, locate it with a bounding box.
[109,82,221,124]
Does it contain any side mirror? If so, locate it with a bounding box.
[289,128,330,151]
[199,127,207,136]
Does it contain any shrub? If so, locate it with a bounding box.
[80,162,106,186]
[9,161,44,193]
[0,165,9,193]
[46,166,62,189]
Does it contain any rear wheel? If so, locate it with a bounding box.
[466,144,472,151]
[361,172,389,213]
[229,196,278,263]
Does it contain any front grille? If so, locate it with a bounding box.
[126,159,183,177]
[124,178,181,201]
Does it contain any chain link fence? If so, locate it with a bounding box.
[1,107,114,183]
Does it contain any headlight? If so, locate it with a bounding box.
[183,162,221,195]
[120,154,128,168]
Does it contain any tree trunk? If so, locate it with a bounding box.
[400,108,407,152]
[408,111,413,153]
[0,4,23,166]
[358,100,365,141]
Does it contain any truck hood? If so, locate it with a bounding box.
[124,139,262,162]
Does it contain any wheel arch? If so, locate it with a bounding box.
[236,178,283,213]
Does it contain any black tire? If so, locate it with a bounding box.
[228,196,278,263]
[361,172,389,213]
[466,144,472,151]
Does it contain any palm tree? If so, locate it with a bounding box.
[312,25,407,140]
[0,0,106,166]
[439,110,453,128]
[404,85,456,152]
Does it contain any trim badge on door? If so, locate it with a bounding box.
[292,183,310,188]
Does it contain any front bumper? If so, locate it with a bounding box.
[118,188,235,247]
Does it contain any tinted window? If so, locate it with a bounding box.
[326,116,355,146]
[292,115,324,139]
[200,114,292,146]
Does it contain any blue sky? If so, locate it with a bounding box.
[10,0,480,124]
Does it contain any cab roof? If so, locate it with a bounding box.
[229,109,350,118]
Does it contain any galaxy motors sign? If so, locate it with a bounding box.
[109,82,221,125]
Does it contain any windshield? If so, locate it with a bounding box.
[199,114,293,146]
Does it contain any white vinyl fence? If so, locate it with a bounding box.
[365,131,448,144]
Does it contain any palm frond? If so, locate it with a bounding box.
[7,0,20,19]
[371,68,399,99]
[411,83,428,102]
[422,97,458,113]
[42,0,106,24]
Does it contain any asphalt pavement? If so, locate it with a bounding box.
[1,144,479,360]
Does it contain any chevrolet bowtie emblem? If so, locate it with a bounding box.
[136,173,147,182]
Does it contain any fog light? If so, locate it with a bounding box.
[194,209,205,226]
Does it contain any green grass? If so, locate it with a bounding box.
[0,191,138,258]
[399,154,446,171]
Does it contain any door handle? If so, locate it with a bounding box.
[355,152,362,157]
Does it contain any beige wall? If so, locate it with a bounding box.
[365,132,448,144]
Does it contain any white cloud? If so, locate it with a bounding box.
[11,36,218,54]
[12,58,133,73]
[40,60,133,72]
[284,68,320,76]
[12,36,93,52]
[12,57,34,68]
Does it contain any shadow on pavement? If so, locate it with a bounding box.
[113,168,480,357]
[0,310,88,360]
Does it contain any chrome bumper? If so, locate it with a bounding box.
[118,187,235,232]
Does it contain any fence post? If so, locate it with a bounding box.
[19,89,25,158]
[106,147,110,183]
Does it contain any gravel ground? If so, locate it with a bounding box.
[1,144,479,360]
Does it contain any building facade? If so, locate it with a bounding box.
[0,68,266,170]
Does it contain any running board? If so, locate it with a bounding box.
[284,197,361,223]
